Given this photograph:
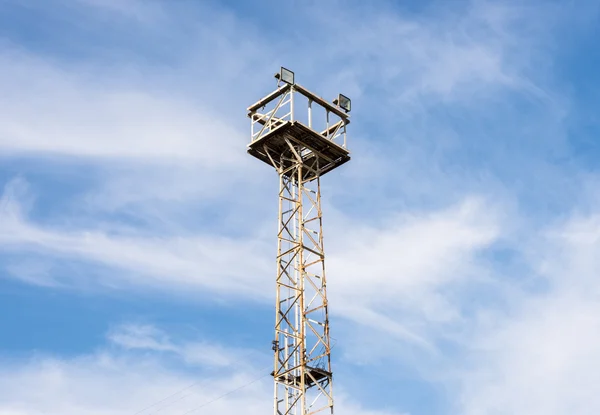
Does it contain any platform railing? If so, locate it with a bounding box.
[248,84,349,150]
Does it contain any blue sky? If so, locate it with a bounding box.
[2,0,600,414]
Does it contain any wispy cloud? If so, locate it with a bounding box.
[327,197,501,350]
[0,49,244,164]
[108,323,263,368]
[0,179,501,326]
[455,206,600,415]
[0,326,406,415]
[1,0,599,414]
[0,178,272,298]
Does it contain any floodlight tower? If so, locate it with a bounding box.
[247,68,351,415]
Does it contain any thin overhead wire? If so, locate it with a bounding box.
[143,363,271,415]
[178,340,343,415]
[139,334,341,415]
[133,381,200,415]
[179,367,272,415]
[132,351,269,415]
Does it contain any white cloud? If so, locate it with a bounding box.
[0,49,245,165]
[0,178,272,298]
[0,177,504,359]
[1,1,595,414]
[0,179,501,317]
[0,350,271,415]
[108,324,257,368]
[108,324,175,352]
[456,210,600,415]
[0,4,270,214]
[327,197,501,350]
[0,327,406,415]
[330,198,498,304]
[295,0,558,111]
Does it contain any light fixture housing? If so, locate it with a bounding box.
[275,67,295,85]
[337,93,351,113]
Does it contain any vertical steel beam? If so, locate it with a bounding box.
[273,141,333,415]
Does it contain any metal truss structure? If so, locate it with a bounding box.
[247,71,351,415]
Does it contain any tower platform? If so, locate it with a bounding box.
[247,120,350,180]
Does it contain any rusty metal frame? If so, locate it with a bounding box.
[272,142,333,415]
[248,76,350,415]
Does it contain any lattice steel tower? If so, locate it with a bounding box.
[247,68,351,415]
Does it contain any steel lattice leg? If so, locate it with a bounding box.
[273,142,333,415]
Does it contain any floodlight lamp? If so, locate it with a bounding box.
[337,94,351,113]
[278,67,294,85]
